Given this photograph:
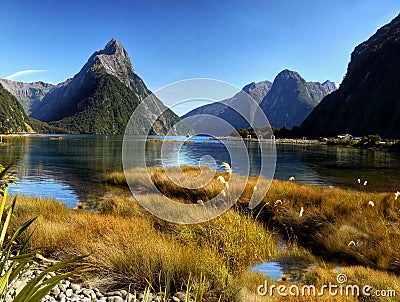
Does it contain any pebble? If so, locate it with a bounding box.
[4,262,186,302]
[71,283,81,291]
[65,288,74,297]
[173,291,187,302]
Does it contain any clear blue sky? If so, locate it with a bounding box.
[1,0,399,92]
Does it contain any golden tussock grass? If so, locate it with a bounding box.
[108,166,400,274]
[11,166,400,300]
[11,194,276,301]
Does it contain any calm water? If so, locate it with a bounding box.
[0,135,399,206]
[249,256,319,283]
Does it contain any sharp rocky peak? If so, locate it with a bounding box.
[99,38,126,56]
[83,39,137,90]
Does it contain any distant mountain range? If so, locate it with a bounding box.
[301,13,400,138]
[3,11,400,139]
[182,70,336,135]
[0,83,62,134]
[0,39,192,135]
[0,79,54,115]
[181,81,272,136]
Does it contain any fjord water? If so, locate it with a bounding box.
[1,135,399,206]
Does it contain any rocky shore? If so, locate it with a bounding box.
[6,268,191,302]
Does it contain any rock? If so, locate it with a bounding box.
[59,293,66,302]
[66,288,74,297]
[51,285,61,296]
[106,295,124,302]
[173,291,187,302]
[70,293,80,301]
[71,283,81,291]
[58,284,67,292]
[82,289,94,298]
[106,291,122,297]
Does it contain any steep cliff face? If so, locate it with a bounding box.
[301,14,400,138]
[0,79,54,114]
[259,70,336,128]
[182,81,272,135]
[0,83,31,133]
[29,39,192,135]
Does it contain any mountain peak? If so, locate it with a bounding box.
[101,38,125,55]
[260,69,337,128]
[276,69,302,80]
[86,39,137,90]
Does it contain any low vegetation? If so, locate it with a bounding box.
[107,166,400,274]
[11,194,276,301]
[7,165,400,301]
[0,163,86,301]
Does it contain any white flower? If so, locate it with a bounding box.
[221,162,232,175]
[217,176,227,185]
[368,201,375,207]
[299,206,304,217]
[357,179,361,184]
[289,176,295,181]
[395,191,400,200]
[364,180,368,186]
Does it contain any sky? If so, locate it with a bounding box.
[1,0,400,114]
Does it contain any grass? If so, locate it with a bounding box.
[11,194,276,301]
[10,165,400,301]
[107,166,400,274]
[236,266,400,301]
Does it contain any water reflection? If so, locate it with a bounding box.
[0,135,399,206]
[249,256,319,283]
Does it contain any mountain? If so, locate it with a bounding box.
[0,83,32,133]
[181,81,272,135]
[259,69,337,129]
[182,70,336,136]
[0,79,54,115]
[28,39,191,135]
[301,14,400,138]
[0,83,69,134]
